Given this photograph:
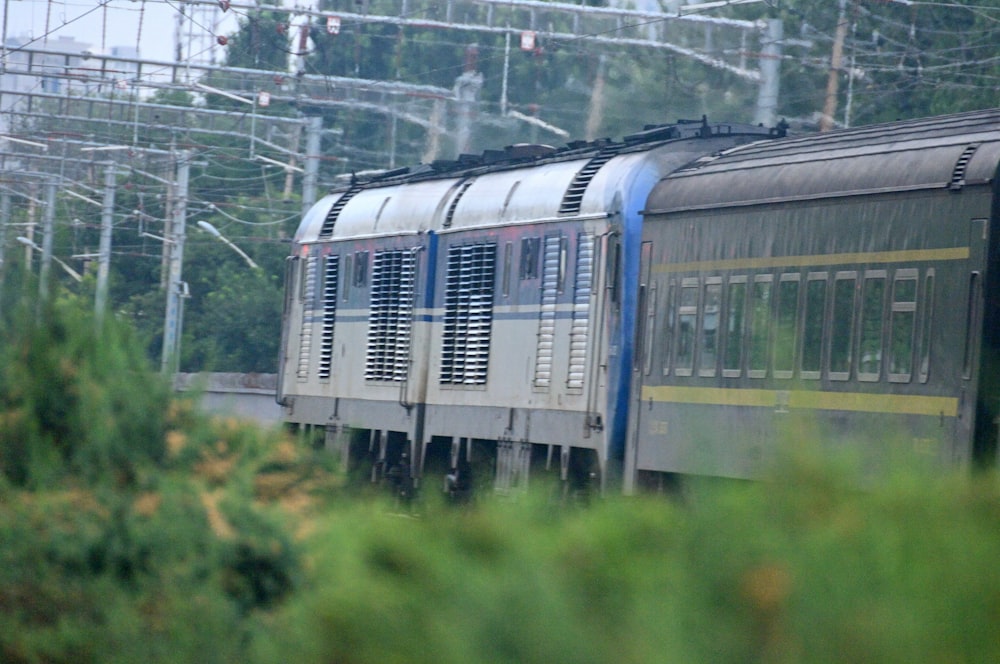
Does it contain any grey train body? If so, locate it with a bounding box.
[278,109,1000,494]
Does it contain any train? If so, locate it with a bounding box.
[277,108,1000,496]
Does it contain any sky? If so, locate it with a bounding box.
[3,0,242,63]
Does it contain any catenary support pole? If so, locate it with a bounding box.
[161,150,190,374]
[96,164,116,324]
[753,18,782,128]
[301,116,322,216]
[820,0,848,132]
[0,191,8,316]
[38,180,56,302]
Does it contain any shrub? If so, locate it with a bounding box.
[0,301,170,488]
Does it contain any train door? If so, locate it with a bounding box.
[969,216,999,465]
[624,240,654,493]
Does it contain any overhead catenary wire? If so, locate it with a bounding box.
[3,0,998,242]
[10,0,999,106]
[4,0,774,169]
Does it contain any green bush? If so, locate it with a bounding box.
[0,302,314,663]
[0,301,170,488]
[2,299,1000,663]
[252,465,1000,664]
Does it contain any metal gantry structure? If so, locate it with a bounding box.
[180,0,780,125]
[11,7,781,167]
[0,0,783,371]
[2,1,783,189]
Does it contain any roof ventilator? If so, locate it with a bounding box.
[443,178,476,229]
[558,145,621,216]
[319,178,364,238]
[949,143,980,191]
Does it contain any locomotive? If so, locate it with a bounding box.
[277,108,1000,495]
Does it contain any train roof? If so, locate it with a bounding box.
[645,107,1000,215]
[295,118,780,243]
[333,117,778,189]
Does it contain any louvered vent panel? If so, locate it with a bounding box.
[296,255,319,380]
[318,255,339,380]
[443,178,475,229]
[558,147,620,216]
[365,249,417,381]
[319,184,362,239]
[440,243,496,385]
[949,143,980,190]
[533,235,562,387]
[567,233,594,389]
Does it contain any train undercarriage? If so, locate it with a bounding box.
[313,424,602,505]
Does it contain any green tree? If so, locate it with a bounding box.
[180,241,286,373]
[0,297,170,487]
[746,0,1000,127]
[223,2,292,72]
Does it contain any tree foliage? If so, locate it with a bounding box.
[743,0,1000,127]
[180,238,285,373]
[0,297,170,488]
[2,300,1000,663]
[0,301,328,663]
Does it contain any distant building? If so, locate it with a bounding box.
[1,34,142,133]
[3,34,91,92]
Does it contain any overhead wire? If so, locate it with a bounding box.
[780,0,999,120]
[13,1,999,109]
[9,0,766,154]
[7,0,999,237]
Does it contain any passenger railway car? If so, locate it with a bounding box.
[277,119,777,493]
[629,109,1000,489]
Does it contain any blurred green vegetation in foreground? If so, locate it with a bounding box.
[2,302,999,664]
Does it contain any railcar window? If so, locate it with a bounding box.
[556,236,569,293]
[698,278,722,377]
[829,272,857,380]
[774,274,801,378]
[888,270,918,382]
[643,283,657,376]
[608,239,621,306]
[353,251,369,287]
[520,237,541,280]
[502,242,513,298]
[801,273,828,379]
[962,272,982,381]
[283,256,298,344]
[748,275,773,378]
[342,254,352,301]
[284,256,298,305]
[675,278,699,377]
[918,270,935,383]
[661,280,676,376]
[858,271,887,381]
[722,277,747,378]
